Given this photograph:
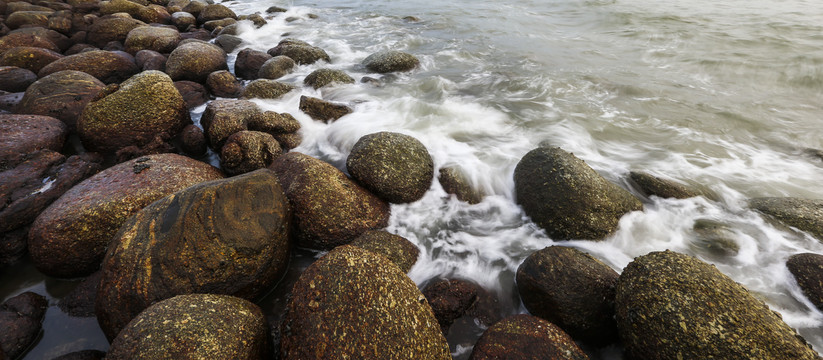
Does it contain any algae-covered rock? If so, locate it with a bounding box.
[362,50,419,73]
[165,41,227,83]
[197,3,236,23]
[170,11,196,31]
[516,246,619,346]
[629,171,702,200]
[86,15,146,48]
[0,46,63,74]
[0,31,61,54]
[5,11,52,30]
[787,253,823,312]
[280,245,451,359]
[234,47,271,80]
[206,69,243,98]
[27,153,222,278]
[38,50,138,84]
[247,111,302,150]
[124,25,181,54]
[750,197,823,241]
[347,131,434,204]
[303,68,354,89]
[200,99,261,149]
[469,314,588,360]
[349,230,419,273]
[220,130,282,176]
[615,250,820,360]
[270,152,390,250]
[298,95,352,123]
[240,79,295,100]
[258,55,294,80]
[106,294,269,360]
[514,147,642,240]
[267,38,330,65]
[17,70,105,131]
[438,166,484,204]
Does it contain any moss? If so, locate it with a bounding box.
[199,99,261,149]
[268,41,330,65]
[220,130,282,175]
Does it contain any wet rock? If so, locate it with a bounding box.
[514,147,642,240]
[362,50,419,73]
[750,197,823,241]
[438,166,484,204]
[86,15,146,48]
[220,130,282,176]
[267,38,330,65]
[51,350,106,360]
[422,278,501,334]
[5,11,52,30]
[280,245,450,359]
[516,246,619,346]
[0,30,60,53]
[78,70,190,153]
[202,18,235,32]
[0,292,48,360]
[200,99,261,149]
[165,40,227,82]
[28,153,223,278]
[134,49,165,71]
[347,131,434,204]
[238,14,266,27]
[629,171,702,199]
[615,250,820,359]
[691,218,740,257]
[123,25,181,54]
[114,133,176,163]
[97,169,289,340]
[240,79,295,100]
[1,228,28,266]
[0,66,35,93]
[0,114,66,170]
[17,70,105,131]
[58,271,102,317]
[234,47,271,80]
[298,95,352,123]
[257,55,294,80]
[213,33,241,52]
[303,68,354,89]
[173,80,208,109]
[6,2,54,13]
[38,50,138,84]
[65,43,97,55]
[468,314,588,360]
[170,11,195,31]
[0,46,63,74]
[247,111,302,151]
[179,28,210,41]
[787,253,823,312]
[0,92,23,113]
[179,123,206,156]
[206,69,243,98]
[270,152,390,250]
[180,0,206,18]
[143,4,171,24]
[349,230,419,273]
[102,40,126,52]
[196,3,236,24]
[47,10,74,35]
[100,0,168,24]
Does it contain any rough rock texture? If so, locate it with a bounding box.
[200,99,260,149]
[0,93,24,113]
[220,130,282,176]
[38,50,138,84]
[615,250,820,360]
[0,30,60,54]
[197,3,236,23]
[213,34,241,53]
[77,70,190,153]
[629,171,702,199]
[691,219,740,257]
[240,79,295,100]
[258,55,293,80]
[516,246,619,346]
[787,253,823,312]
[362,50,419,73]
[0,46,64,74]
[16,70,105,131]
[349,230,419,273]
[107,294,269,360]
[299,95,352,123]
[179,123,207,156]
[234,47,271,80]
[96,169,290,341]
[170,11,195,31]
[0,292,48,359]
[124,25,181,54]
[468,315,588,360]
[347,131,434,204]
[135,49,166,71]
[58,271,102,317]
[303,68,354,89]
[514,147,642,240]
[165,41,227,83]
[0,66,36,93]
[86,15,146,48]
[0,114,66,170]
[1,228,29,266]
[438,166,484,204]
[28,153,223,278]
[173,80,208,109]
[267,39,330,65]
[206,69,242,98]
[750,197,823,241]
[247,111,302,150]
[422,278,501,335]
[280,245,451,359]
[5,11,52,30]
[269,152,390,250]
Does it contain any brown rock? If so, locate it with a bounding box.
[170,11,195,31]
[5,11,52,30]
[0,292,48,360]
[124,25,181,54]
[38,50,138,84]
[58,271,102,317]
[234,47,270,80]
[257,55,294,80]
[86,15,146,48]
[787,253,823,312]
[202,18,235,32]
[423,278,501,335]
[181,1,206,18]
[16,70,105,131]
[240,79,295,100]
[173,80,208,109]
[165,40,227,82]
[349,230,419,273]
[200,98,261,149]
[47,10,73,34]
[303,68,354,89]
[179,28,211,41]
[299,95,352,123]
[0,47,63,74]
[179,123,206,156]
[438,166,484,204]
[0,30,60,53]
[469,315,589,360]
[134,49,165,71]
[0,114,66,170]
[213,33,241,53]
[206,69,243,98]
[0,66,35,93]
[267,38,329,65]
[196,3,236,24]
[0,92,23,113]
[220,130,282,176]
[1,227,28,266]
[629,171,702,200]
[64,43,97,55]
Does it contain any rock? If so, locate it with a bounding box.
[266,6,287,13]
[202,18,235,32]
[5,11,52,30]
[269,152,390,250]
[200,99,261,149]
[257,55,294,80]
[96,169,290,340]
[349,230,419,273]
[106,295,269,360]
[180,0,206,18]
[173,80,207,109]
[1,228,28,266]
[6,2,54,13]
[240,79,295,100]
[280,245,451,359]
[691,218,740,257]
[123,25,181,54]
[170,11,195,31]
[516,246,619,346]
[206,69,242,98]
[247,111,301,151]
[234,47,270,80]
[179,123,206,156]
[16,70,105,131]
[0,46,63,74]
[27,153,223,278]
[100,0,167,24]
[615,250,820,359]
[629,171,702,199]
[65,43,97,55]
[213,33,241,53]
[179,28,211,41]
[51,350,106,360]
[0,292,48,360]
[216,23,239,36]
[196,3,236,24]
[362,50,419,73]
[78,70,190,153]
[237,14,266,27]
[346,131,434,204]
[38,50,138,84]
[0,30,60,54]
[58,271,102,317]
[438,166,483,204]
[47,10,74,35]
[422,278,501,334]
[468,314,588,360]
[514,147,642,240]
[86,15,146,48]
[134,49,165,71]
[220,131,282,176]
[143,4,171,24]
[0,66,35,93]
[274,133,302,151]
[165,41,227,82]
[0,92,24,113]
[267,38,330,65]
[0,114,67,170]
[298,95,352,123]
[303,68,354,89]
[787,253,823,312]
[750,197,823,241]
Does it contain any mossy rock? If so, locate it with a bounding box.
[362,50,420,73]
[629,171,702,200]
[0,31,61,53]
[197,3,236,23]
[165,41,227,83]
[87,15,146,48]
[96,169,290,340]
[213,34,242,53]
[258,55,294,80]
[220,130,282,176]
[349,230,419,273]
[124,25,181,54]
[5,11,53,30]
[170,11,196,31]
[17,70,105,131]
[438,166,483,204]
[38,50,139,84]
[200,99,261,149]
[234,48,271,80]
[240,79,295,100]
[280,245,451,359]
[303,68,354,89]
[615,250,820,359]
[0,46,64,74]
[27,153,223,278]
[468,314,588,360]
[106,294,269,359]
[0,66,36,93]
[690,218,740,257]
[77,70,190,153]
[787,253,823,312]
[206,69,243,98]
[298,95,352,123]
[514,147,642,240]
[181,0,206,17]
[202,18,236,32]
[750,197,823,241]
[267,39,330,65]
[247,111,302,151]
[100,0,146,19]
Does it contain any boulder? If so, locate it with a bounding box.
[27,153,223,278]
[65,44,98,55]
[299,95,352,123]
[616,250,820,359]
[258,55,294,80]
[134,49,165,71]
[362,50,419,73]
[787,253,823,311]
[206,69,242,98]
[516,246,619,346]
[179,123,206,156]
[100,0,167,24]
[438,166,483,204]
[173,80,208,109]
[303,68,354,89]
[196,3,236,24]
[269,152,390,250]
[38,50,138,84]
[629,171,702,199]
[165,40,227,82]
[202,17,235,32]
[143,4,171,24]
[0,92,24,113]
[180,0,206,18]
[8,27,71,51]
[349,230,419,273]
[96,169,290,340]
[5,11,52,30]
[170,11,195,31]
[77,70,190,153]
[86,15,146,48]
[220,130,282,176]
[16,70,105,131]
[58,271,102,317]
[46,10,74,35]
[0,114,66,170]
[280,245,451,359]
[267,38,330,65]
[468,315,588,360]
[124,25,181,54]
[0,66,35,93]
[6,2,54,13]
[346,131,434,203]
[240,79,295,100]
[234,47,270,80]
[691,219,740,257]
[106,294,269,360]
[0,30,60,53]
[750,197,823,241]
[200,99,260,149]
[0,292,48,360]
[213,33,241,53]
[514,147,642,240]
[247,111,302,150]
[422,278,501,335]
[0,228,28,266]
[0,46,63,74]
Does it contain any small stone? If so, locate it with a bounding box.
[298,95,352,123]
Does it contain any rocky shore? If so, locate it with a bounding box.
[1,0,823,359]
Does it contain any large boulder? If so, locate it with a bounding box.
[346,131,434,204]
[96,169,290,340]
[280,245,451,359]
[199,99,260,149]
[269,152,390,250]
[514,147,642,240]
[106,294,269,360]
[468,314,588,360]
[16,70,105,131]
[240,79,295,100]
[787,253,823,312]
[27,153,223,278]
[299,95,352,123]
[0,46,63,74]
[0,66,36,93]
[77,70,190,153]
[123,25,181,54]
[0,292,48,360]
[220,130,282,176]
[0,114,66,170]
[234,47,271,80]
[86,15,146,48]
[349,230,419,273]
[362,50,419,73]
[165,41,227,83]
[38,50,139,84]
[750,197,823,241]
[267,38,330,65]
[303,68,354,89]
[170,11,196,31]
[629,171,702,200]
[615,250,820,359]
[516,246,619,346]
